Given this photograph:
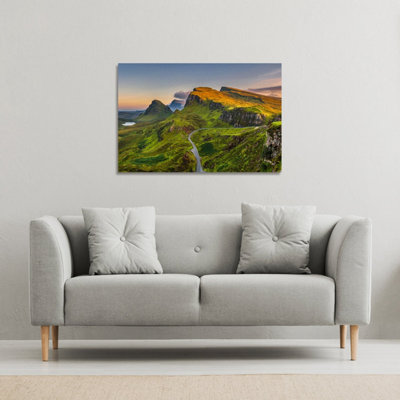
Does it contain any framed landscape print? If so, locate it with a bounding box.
[118,63,281,172]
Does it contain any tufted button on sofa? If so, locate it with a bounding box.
[30,214,372,361]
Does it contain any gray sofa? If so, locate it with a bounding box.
[30,214,372,361]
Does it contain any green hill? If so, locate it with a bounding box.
[118,87,281,172]
[135,100,173,123]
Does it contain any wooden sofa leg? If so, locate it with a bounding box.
[350,325,359,361]
[340,325,347,349]
[41,326,49,361]
[52,326,59,350]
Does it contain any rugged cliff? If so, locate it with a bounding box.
[262,121,282,171]
[185,86,279,127]
[220,108,266,127]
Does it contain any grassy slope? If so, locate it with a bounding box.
[118,102,228,172]
[191,126,269,172]
[119,119,194,172]
[118,87,281,172]
[135,109,171,123]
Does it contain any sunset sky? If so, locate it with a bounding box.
[118,63,281,111]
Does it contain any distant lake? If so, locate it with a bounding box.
[122,122,136,126]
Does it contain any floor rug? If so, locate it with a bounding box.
[1,374,400,400]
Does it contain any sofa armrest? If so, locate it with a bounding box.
[30,216,72,326]
[326,216,372,325]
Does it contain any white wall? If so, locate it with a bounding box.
[1,0,400,340]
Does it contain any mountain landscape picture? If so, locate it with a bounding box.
[118,64,282,172]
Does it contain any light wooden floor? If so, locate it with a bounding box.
[1,339,400,375]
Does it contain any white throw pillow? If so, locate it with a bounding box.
[82,207,163,275]
[237,203,316,274]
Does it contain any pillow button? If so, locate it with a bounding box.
[120,236,126,242]
[194,246,201,253]
[272,236,278,242]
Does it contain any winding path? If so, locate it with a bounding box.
[188,129,205,173]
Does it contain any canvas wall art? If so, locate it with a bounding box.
[118,63,281,172]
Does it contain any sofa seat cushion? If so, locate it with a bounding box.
[199,274,335,326]
[65,274,200,326]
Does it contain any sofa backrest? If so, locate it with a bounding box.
[59,214,340,277]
